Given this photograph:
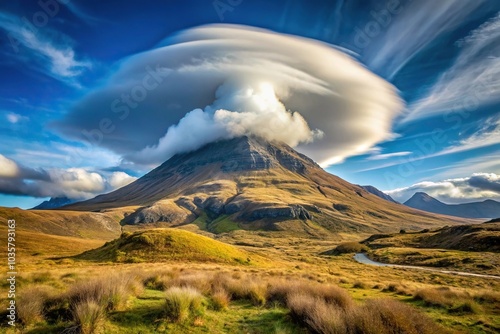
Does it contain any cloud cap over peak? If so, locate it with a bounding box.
[56,24,402,167]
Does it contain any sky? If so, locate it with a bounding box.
[1,0,500,208]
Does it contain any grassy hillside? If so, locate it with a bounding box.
[0,206,123,239]
[361,223,500,275]
[77,228,267,265]
[363,223,500,252]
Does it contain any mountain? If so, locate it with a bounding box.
[32,197,76,210]
[64,136,469,235]
[404,192,500,219]
[360,185,398,203]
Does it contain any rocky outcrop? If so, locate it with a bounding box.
[243,204,312,221]
[122,200,195,225]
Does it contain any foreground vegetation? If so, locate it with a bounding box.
[1,224,499,333]
[3,266,478,333]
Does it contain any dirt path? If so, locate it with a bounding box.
[353,253,500,280]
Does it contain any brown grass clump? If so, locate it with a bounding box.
[18,286,54,326]
[414,287,481,314]
[286,291,447,334]
[267,279,353,310]
[383,282,413,296]
[164,286,206,323]
[72,300,106,334]
[287,293,348,334]
[210,287,230,311]
[68,273,141,312]
[215,274,268,306]
[357,299,446,334]
[332,242,369,254]
[352,281,369,289]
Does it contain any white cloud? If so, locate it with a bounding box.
[132,82,323,164]
[58,24,403,168]
[0,154,20,178]
[0,12,91,85]
[44,168,106,199]
[5,112,28,124]
[404,12,500,122]
[386,173,500,204]
[0,154,136,199]
[108,171,137,189]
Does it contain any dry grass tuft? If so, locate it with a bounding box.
[18,286,54,326]
[164,286,206,323]
[68,273,141,312]
[414,287,482,314]
[72,300,106,334]
[210,287,230,311]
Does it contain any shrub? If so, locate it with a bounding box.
[72,300,105,334]
[164,287,205,323]
[333,242,369,254]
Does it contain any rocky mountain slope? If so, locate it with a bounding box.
[64,136,469,235]
[404,192,500,219]
[360,185,398,203]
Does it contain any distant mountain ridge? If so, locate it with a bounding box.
[32,197,76,210]
[360,185,398,203]
[404,192,500,219]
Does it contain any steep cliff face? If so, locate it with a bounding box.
[64,136,469,234]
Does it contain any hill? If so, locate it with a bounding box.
[64,136,469,235]
[404,192,500,219]
[76,228,266,265]
[0,206,122,239]
[363,222,500,252]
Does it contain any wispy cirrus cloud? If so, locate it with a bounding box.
[370,0,487,79]
[358,116,500,173]
[367,151,411,161]
[0,11,91,86]
[403,12,500,122]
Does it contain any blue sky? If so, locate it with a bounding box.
[1,0,500,208]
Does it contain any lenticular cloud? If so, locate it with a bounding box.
[58,24,402,167]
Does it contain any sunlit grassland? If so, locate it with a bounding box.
[0,225,498,333]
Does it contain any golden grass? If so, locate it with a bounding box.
[77,228,267,266]
[164,287,206,323]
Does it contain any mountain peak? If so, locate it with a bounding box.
[64,136,466,233]
[150,136,320,176]
[408,192,440,203]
